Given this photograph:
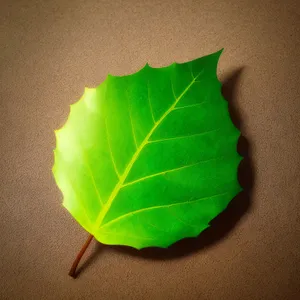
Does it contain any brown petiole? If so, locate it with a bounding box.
[68,234,94,278]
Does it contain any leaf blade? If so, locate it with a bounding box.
[53,49,242,249]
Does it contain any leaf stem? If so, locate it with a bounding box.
[68,234,94,278]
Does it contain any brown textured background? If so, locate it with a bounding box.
[1,0,300,299]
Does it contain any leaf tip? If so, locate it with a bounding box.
[142,62,151,71]
[218,47,224,54]
[214,48,225,62]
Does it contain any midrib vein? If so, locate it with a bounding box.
[94,72,200,230]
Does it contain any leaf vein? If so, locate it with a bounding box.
[105,119,121,178]
[76,136,104,207]
[128,99,138,149]
[167,209,197,229]
[95,71,203,229]
[173,101,207,111]
[100,230,155,241]
[68,179,92,223]
[122,157,219,188]
[147,80,156,123]
[99,192,229,229]
[148,128,220,144]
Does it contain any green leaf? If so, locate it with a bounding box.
[53,49,242,250]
